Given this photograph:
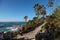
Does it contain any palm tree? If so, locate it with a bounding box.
[48,0,54,15]
[41,7,46,18]
[34,3,42,18]
[48,0,54,7]
[24,16,28,22]
[36,13,40,18]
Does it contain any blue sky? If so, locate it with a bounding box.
[0,0,60,22]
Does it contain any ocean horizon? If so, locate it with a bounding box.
[0,22,26,32]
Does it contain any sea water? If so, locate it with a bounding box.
[0,22,26,32]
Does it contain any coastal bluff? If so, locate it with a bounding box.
[16,22,46,40]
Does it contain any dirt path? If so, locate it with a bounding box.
[16,22,46,39]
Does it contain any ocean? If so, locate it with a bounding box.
[0,22,26,32]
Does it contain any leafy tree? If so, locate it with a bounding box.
[45,16,51,24]
[52,6,60,29]
[33,17,39,24]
